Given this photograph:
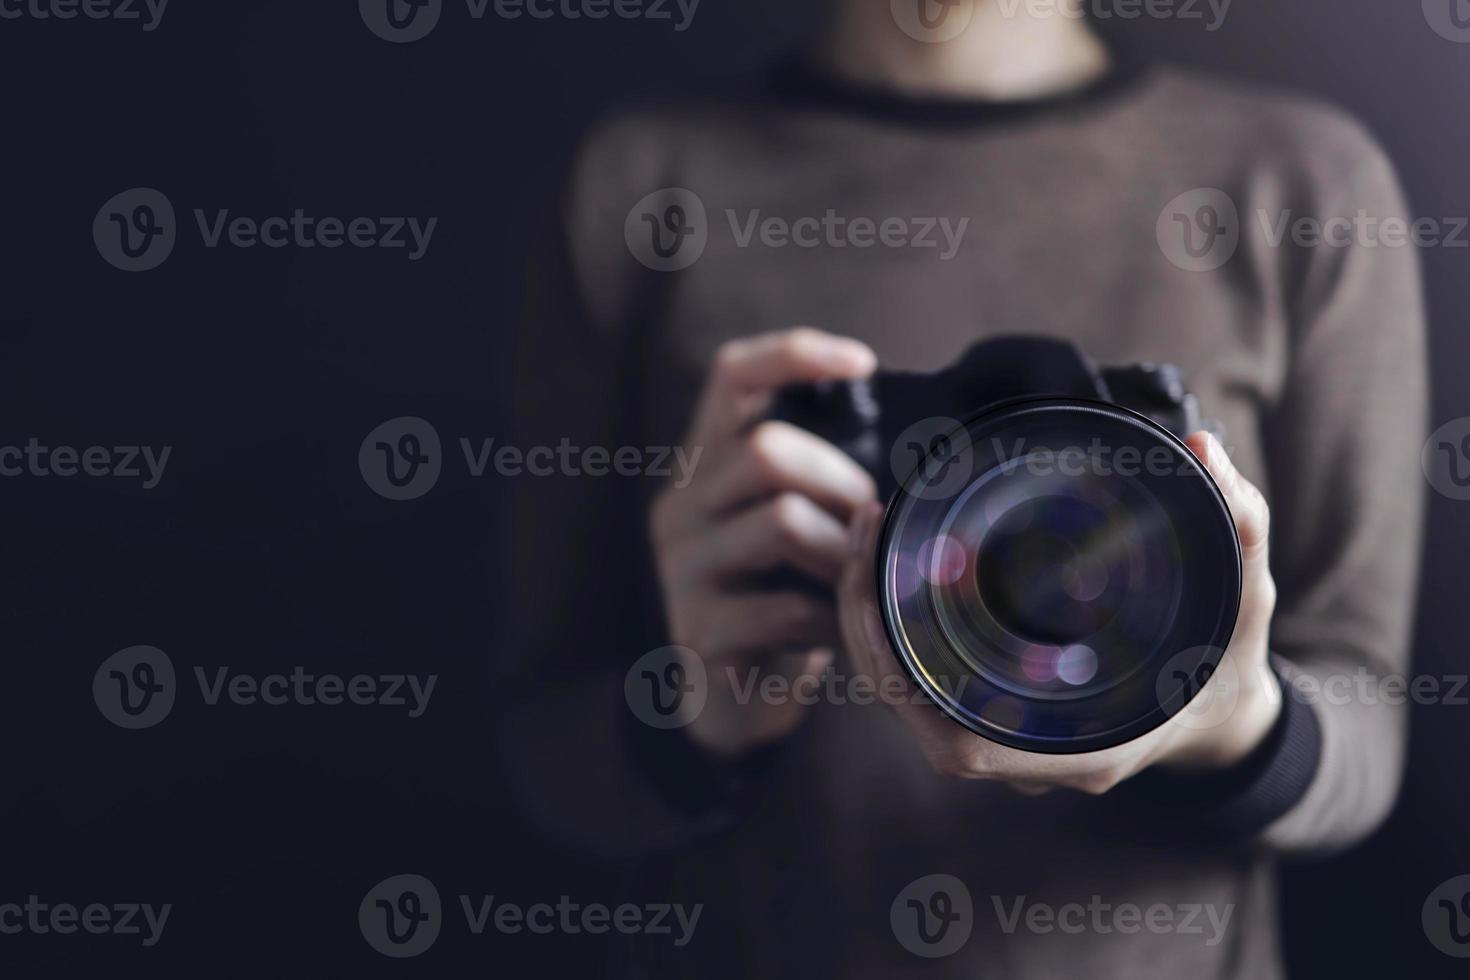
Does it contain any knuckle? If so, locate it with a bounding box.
[1253,488,1272,533]
[787,325,821,341]
[712,338,745,372]
[1082,768,1126,795]
[746,422,788,477]
[784,326,822,354]
[1257,570,1278,608]
[953,744,988,777]
[769,493,810,544]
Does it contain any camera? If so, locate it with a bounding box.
[770,336,1241,754]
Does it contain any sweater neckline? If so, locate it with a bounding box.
[766,41,1151,129]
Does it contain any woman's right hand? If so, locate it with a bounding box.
[649,328,880,757]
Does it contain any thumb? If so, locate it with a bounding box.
[1186,431,1270,573]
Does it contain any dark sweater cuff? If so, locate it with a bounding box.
[625,706,784,829]
[1128,657,1322,838]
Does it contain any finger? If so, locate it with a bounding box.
[698,420,877,521]
[687,328,877,447]
[686,492,850,585]
[697,592,842,662]
[1186,431,1270,571]
[839,502,992,777]
[838,502,903,688]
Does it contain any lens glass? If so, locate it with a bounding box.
[880,400,1239,752]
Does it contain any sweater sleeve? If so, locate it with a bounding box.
[1127,116,1426,853]
[490,146,760,859]
[1251,127,1428,854]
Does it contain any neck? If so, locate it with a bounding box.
[819,0,1111,101]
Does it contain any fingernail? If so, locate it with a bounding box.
[837,340,877,373]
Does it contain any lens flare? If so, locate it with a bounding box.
[917,534,967,586]
[1020,645,1060,683]
[1057,644,1099,686]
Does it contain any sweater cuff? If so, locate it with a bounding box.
[625,704,784,831]
[1127,656,1322,838]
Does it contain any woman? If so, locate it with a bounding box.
[501,2,1425,976]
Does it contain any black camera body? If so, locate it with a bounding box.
[770,336,1202,498]
[771,336,1239,755]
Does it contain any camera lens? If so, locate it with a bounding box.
[878,398,1240,753]
[973,495,1127,645]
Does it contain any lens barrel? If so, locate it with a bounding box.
[877,397,1241,753]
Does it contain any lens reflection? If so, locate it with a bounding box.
[881,401,1240,752]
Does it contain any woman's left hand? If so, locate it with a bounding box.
[837,431,1283,795]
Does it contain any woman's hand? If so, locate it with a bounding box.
[836,431,1283,794]
[650,328,880,757]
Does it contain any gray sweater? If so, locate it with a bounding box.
[497,54,1426,978]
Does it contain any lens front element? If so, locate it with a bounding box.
[878,399,1241,753]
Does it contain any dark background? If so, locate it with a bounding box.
[1,1,1466,975]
